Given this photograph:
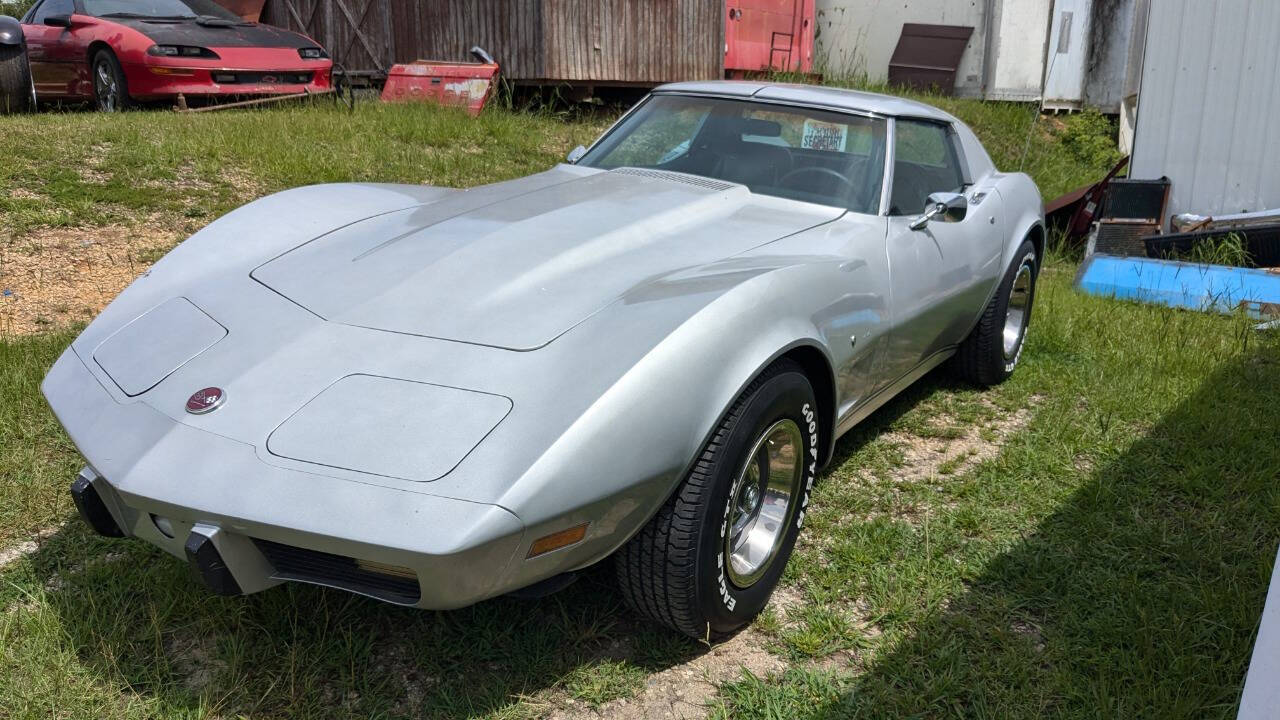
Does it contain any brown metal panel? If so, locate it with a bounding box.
[887,22,974,96]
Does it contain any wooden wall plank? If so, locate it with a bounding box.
[262,0,721,82]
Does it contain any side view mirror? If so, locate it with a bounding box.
[44,14,73,27]
[909,191,968,231]
[566,145,587,164]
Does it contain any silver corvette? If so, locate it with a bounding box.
[44,81,1043,638]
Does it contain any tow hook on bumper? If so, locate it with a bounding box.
[70,467,124,538]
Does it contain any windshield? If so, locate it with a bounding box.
[83,0,243,20]
[579,95,887,213]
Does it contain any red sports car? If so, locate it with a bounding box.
[18,0,331,110]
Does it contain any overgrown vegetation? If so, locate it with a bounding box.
[1186,233,1253,267]
[0,101,610,237]
[0,0,35,20]
[1,93,1273,719]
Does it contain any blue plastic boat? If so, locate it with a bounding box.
[1075,254,1280,318]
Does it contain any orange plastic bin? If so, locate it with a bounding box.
[380,46,499,116]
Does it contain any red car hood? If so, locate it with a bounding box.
[106,16,314,49]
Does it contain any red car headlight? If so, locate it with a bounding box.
[298,47,328,60]
[147,45,220,59]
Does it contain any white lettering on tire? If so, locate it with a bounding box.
[796,403,817,529]
[716,401,819,611]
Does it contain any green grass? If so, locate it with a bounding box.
[0,100,609,236]
[0,85,1117,239]
[1,96,1273,718]
[709,270,1280,718]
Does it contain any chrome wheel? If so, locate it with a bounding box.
[724,419,804,589]
[94,60,119,112]
[1002,261,1033,361]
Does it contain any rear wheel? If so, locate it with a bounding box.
[91,49,131,112]
[616,359,818,639]
[953,238,1038,386]
[0,43,33,114]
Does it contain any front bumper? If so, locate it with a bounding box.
[46,348,526,609]
[123,60,332,100]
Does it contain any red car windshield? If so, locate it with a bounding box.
[82,0,243,21]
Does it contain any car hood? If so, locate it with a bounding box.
[105,17,313,48]
[251,167,844,351]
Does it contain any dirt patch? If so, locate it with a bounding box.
[178,162,213,192]
[801,395,1041,550]
[42,549,129,593]
[550,629,785,720]
[369,636,438,717]
[166,632,226,695]
[0,223,180,334]
[219,167,266,202]
[0,526,60,571]
[8,188,43,201]
[1010,618,1046,653]
[79,142,113,183]
[767,584,806,630]
[881,400,1034,486]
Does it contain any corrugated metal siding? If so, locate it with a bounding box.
[1131,0,1280,226]
[263,0,722,83]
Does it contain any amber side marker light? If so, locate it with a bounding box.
[149,67,196,76]
[527,523,589,558]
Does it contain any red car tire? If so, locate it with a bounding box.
[91,48,131,112]
[0,43,33,114]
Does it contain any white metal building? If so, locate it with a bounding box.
[814,0,1142,110]
[814,0,991,98]
[1128,0,1280,226]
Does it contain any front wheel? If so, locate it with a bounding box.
[91,49,131,112]
[616,359,818,639]
[953,238,1038,386]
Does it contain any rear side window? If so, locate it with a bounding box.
[31,0,75,22]
[890,119,966,215]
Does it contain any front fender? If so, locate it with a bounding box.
[0,16,24,47]
[493,259,841,588]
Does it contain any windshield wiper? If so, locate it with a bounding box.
[100,12,193,19]
[195,14,251,26]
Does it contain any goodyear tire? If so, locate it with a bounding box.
[616,359,818,639]
[0,43,33,114]
[953,238,1038,386]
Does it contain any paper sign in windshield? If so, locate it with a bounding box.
[801,120,847,152]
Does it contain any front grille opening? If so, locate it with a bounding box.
[253,538,420,604]
[212,72,314,85]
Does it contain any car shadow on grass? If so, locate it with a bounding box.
[798,348,1280,717]
[20,522,706,717]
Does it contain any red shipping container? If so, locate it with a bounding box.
[380,48,499,116]
[725,0,815,76]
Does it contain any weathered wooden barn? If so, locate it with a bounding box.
[260,0,725,86]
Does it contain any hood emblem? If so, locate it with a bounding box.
[186,387,226,415]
